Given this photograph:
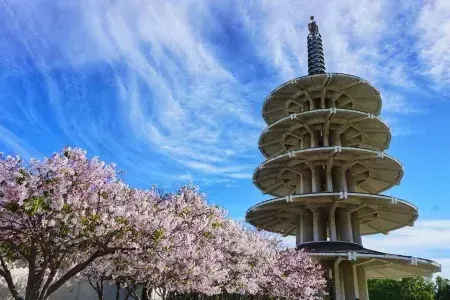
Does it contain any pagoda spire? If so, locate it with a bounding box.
[307,16,326,75]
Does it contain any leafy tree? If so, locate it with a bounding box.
[435,276,450,300]
[368,277,435,300]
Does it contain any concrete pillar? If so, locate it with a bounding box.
[346,169,356,192]
[310,130,317,148]
[324,122,330,147]
[303,211,314,242]
[333,258,343,300]
[317,209,327,241]
[339,265,346,299]
[333,166,344,192]
[326,164,333,192]
[308,207,319,241]
[341,261,357,300]
[303,169,312,194]
[314,166,322,192]
[329,205,337,241]
[351,212,362,245]
[311,166,317,193]
[331,130,342,146]
[336,208,352,242]
[357,266,369,300]
[296,215,303,245]
[296,175,303,194]
[299,137,304,150]
[304,134,311,149]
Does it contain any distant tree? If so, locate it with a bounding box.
[368,277,435,300]
[368,278,402,300]
[435,276,450,300]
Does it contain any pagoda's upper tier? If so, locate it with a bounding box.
[259,108,391,158]
[263,73,382,125]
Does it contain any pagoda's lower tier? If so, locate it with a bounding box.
[297,241,441,300]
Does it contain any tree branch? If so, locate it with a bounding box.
[25,242,37,300]
[0,254,23,300]
[44,249,111,297]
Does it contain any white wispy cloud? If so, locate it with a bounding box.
[416,0,450,85]
[77,0,264,179]
[0,0,448,183]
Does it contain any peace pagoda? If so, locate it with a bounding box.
[245,16,441,300]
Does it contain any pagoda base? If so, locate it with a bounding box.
[298,241,441,300]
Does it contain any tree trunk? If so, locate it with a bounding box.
[141,287,148,300]
[0,255,24,300]
[115,281,122,300]
[87,278,104,300]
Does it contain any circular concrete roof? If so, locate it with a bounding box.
[246,193,418,236]
[298,242,441,278]
[262,73,382,125]
[254,147,403,197]
[259,108,391,158]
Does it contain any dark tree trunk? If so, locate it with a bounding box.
[141,287,148,300]
[115,281,122,300]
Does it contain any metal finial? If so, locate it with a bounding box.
[308,15,319,36]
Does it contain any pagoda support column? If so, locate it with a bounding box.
[351,211,362,244]
[307,206,319,241]
[342,261,357,300]
[336,208,352,242]
[314,166,322,192]
[357,266,369,300]
[333,258,343,300]
[329,204,338,241]
[333,166,344,192]
[303,210,314,242]
[346,169,356,193]
[296,215,303,245]
[303,169,313,194]
[326,159,333,192]
[317,209,327,240]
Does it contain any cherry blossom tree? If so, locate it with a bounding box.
[0,147,325,300]
[82,185,230,299]
[263,248,325,299]
[84,186,326,300]
[0,147,156,300]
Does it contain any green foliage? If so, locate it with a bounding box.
[4,196,51,216]
[211,221,221,229]
[202,231,214,239]
[152,228,165,244]
[0,243,31,262]
[368,277,436,300]
[435,276,450,300]
[178,208,190,218]
[0,244,17,262]
[115,216,129,225]
[23,196,50,216]
[81,214,101,234]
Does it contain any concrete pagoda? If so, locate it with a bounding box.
[245,16,441,300]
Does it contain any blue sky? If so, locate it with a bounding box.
[0,0,449,277]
